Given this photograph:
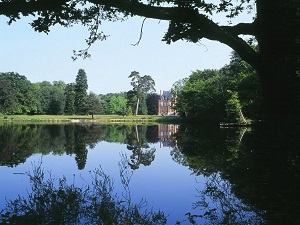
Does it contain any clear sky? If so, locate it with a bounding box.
[0,12,252,94]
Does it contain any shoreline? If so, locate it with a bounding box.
[0,115,183,125]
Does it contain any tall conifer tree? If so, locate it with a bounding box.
[74,69,88,115]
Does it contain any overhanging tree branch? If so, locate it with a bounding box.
[90,0,261,69]
[221,22,256,36]
[0,0,261,69]
[0,0,69,16]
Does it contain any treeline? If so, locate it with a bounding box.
[1,51,262,121]
[171,50,263,123]
[0,69,160,117]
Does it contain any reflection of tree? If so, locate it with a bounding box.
[127,144,156,170]
[0,163,167,224]
[146,125,159,143]
[99,124,130,143]
[64,124,75,155]
[170,146,188,167]
[0,124,33,166]
[193,173,264,225]
[71,125,104,170]
[224,125,300,225]
[173,125,231,176]
[126,125,156,170]
[173,124,300,225]
[74,126,88,170]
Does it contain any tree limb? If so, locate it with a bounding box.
[0,0,261,69]
[0,0,69,16]
[221,22,257,36]
[90,0,261,69]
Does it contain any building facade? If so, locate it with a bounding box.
[158,90,176,116]
[158,124,178,147]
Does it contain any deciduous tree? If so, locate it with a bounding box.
[128,71,155,116]
[0,72,38,114]
[146,93,160,115]
[0,79,17,115]
[174,52,262,122]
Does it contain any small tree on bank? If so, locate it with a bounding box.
[226,91,247,124]
[86,92,102,119]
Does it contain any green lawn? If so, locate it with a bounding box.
[0,114,182,124]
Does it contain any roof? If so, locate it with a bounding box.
[160,90,173,99]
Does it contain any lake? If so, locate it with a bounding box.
[0,123,299,224]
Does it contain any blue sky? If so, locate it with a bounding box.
[0,12,252,94]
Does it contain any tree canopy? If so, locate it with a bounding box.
[172,51,262,122]
[0,72,39,114]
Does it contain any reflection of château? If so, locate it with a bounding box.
[158,90,176,116]
[158,124,178,147]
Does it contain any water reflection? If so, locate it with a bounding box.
[0,161,167,224]
[126,125,156,170]
[0,123,299,224]
[158,124,178,148]
[173,124,300,224]
[0,124,164,170]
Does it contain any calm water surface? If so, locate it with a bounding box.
[0,123,299,224]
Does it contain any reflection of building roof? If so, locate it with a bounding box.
[160,138,173,147]
[160,91,173,100]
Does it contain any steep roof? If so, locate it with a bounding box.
[160,90,173,100]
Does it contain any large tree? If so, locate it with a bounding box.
[0,79,18,115]
[0,72,38,114]
[146,93,160,115]
[128,71,155,116]
[0,0,299,123]
[35,81,53,114]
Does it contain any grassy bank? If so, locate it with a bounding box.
[0,114,183,124]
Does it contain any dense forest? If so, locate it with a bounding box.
[1,51,261,123]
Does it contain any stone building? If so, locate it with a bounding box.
[158,90,175,115]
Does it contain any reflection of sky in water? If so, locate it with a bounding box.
[0,141,206,224]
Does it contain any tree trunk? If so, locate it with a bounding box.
[239,109,247,124]
[256,0,300,124]
[135,98,140,116]
[135,125,140,143]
